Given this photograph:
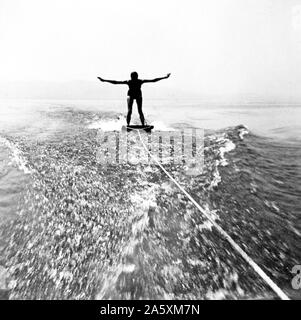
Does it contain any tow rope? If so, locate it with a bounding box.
[136,129,289,300]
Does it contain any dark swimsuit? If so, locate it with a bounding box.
[127,79,143,99]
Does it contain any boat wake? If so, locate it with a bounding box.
[0,112,300,299]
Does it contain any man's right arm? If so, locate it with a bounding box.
[97,77,127,85]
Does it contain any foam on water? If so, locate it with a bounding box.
[87,116,125,131]
[87,116,175,132]
[0,137,31,175]
[196,205,220,231]
[219,139,236,166]
[0,111,299,299]
[96,180,159,299]
[238,125,249,140]
[208,134,236,189]
[151,120,175,131]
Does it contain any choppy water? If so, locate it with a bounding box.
[0,99,300,299]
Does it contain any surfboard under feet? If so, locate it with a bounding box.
[122,125,154,132]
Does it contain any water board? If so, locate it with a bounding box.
[122,125,154,133]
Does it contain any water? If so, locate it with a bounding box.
[0,99,300,299]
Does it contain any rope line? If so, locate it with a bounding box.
[136,129,290,300]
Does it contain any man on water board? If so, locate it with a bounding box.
[97,72,171,126]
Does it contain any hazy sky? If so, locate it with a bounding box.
[0,0,301,99]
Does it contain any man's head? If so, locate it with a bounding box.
[130,71,138,80]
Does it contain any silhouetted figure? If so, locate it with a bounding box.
[97,72,171,126]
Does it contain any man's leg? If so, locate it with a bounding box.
[127,96,133,125]
[136,97,145,126]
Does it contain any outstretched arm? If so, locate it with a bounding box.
[97,77,127,85]
[142,73,171,83]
